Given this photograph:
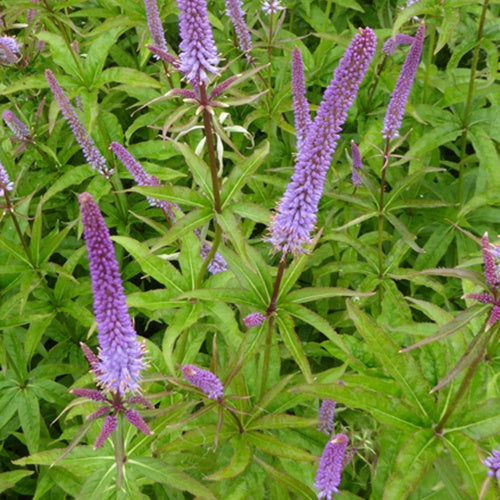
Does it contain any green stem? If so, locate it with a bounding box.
[367,55,387,110]
[112,403,126,489]
[457,0,490,204]
[322,0,333,32]
[260,315,275,397]
[267,253,288,316]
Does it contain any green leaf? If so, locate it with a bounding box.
[284,287,373,304]
[247,432,316,461]
[385,212,424,254]
[0,387,20,432]
[4,329,28,382]
[383,430,438,499]
[128,457,216,499]
[97,67,161,88]
[29,201,43,266]
[113,236,187,293]
[276,313,312,383]
[170,140,213,200]
[127,290,180,311]
[435,7,460,53]
[221,142,269,209]
[216,209,249,262]
[42,165,95,203]
[0,235,31,265]
[447,398,500,440]
[179,231,202,290]
[38,32,81,78]
[230,202,271,224]
[471,126,500,194]
[18,389,40,454]
[254,457,317,499]
[179,288,260,308]
[292,383,424,430]
[204,435,252,481]
[131,185,210,208]
[347,301,434,419]
[0,470,34,495]
[246,414,317,431]
[25,315,54,363]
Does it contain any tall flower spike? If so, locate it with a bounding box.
[225,0,253,62]
[79,192,146,394]
[382,24,425,139]
[45,70,110,178]
[0,161,14,197]
[181,364,224,400]
[314,433,349,499]
[292,47,312,151]
[94,415,118,450]
[269,28,377,254]
[110,142,177,221]
[144,0,169,55]
[177,0,220,85]
[481,232,498,289]
[351,141,363,187]
[318,399,337,435]
[3,110,31,141]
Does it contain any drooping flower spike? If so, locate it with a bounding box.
[225,0,253,62]
[177,0,220,86]
[45,70,111,178]
[269,27,377,255]
[291,47,312,151]
[181,364,224,400]
[314,433,349,499]
[3,110,31,142]
[382,24,425,139]
[79,192,146,394]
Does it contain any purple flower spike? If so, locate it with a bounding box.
[481,233,498,289]
[244,312,266,327]
[351,141,363,187]
[147,45,180,67]
[225,0,253,61]
[70,388,108,402]
[382,24,425,139]
[199,241,229,274]
[181,364,224,400]
[318,399,337,435]
[3,110,31,141]
[314,433,349,499]
[0,161,14,197]
[0,36,21,64]
[45,70,111,178]
[292,47,312,151]
[110,142,177,221]
[144,0,169,56]
[79,192,146,395]
[383,34,414,56]
[262,0,284,15]
[177,0,220,86]
[125,408,153,435]
[484,445,500,478]
[94,415,118,449]
[269,28,377,254]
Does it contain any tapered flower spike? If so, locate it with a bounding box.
[481,233,498,289]
[0,36,21,64]
[225,0,253,62]
[0,161,14,197]
[350,141,363,187]
[484,445,500,478]
[382,24,425,139]
[383,34,414,56]
[3,110,31,141]
[144,0,169,56]
[269,28,377,254]
[314,433,349,499]
[125,408,153,435]
[110,142,177,221]
[318,399,337,435]
[94,415,118,449]
[177,0,220,86]
[79,192,146,395]
[181,364,224,400]
[45,70,111,178]
[292,47,312,151]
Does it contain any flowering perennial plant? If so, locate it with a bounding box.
[269,27,377,254]
[79,192,146,394]
[382,24,425,139]
[181,364,224,400]
[177,0,220,85]
[45,70,111,177]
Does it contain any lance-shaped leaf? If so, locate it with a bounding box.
[204,435,252,481]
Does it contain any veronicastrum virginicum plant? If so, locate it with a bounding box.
[0,0,499,498]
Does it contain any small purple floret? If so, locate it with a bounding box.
[484,445,500,479]
[79,192,146,395]
[0,161,14,197]
[314,433,349,499]
[181,364,224,400]
[382,24,425,139]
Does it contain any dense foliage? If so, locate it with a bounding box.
[0,0,499,498]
